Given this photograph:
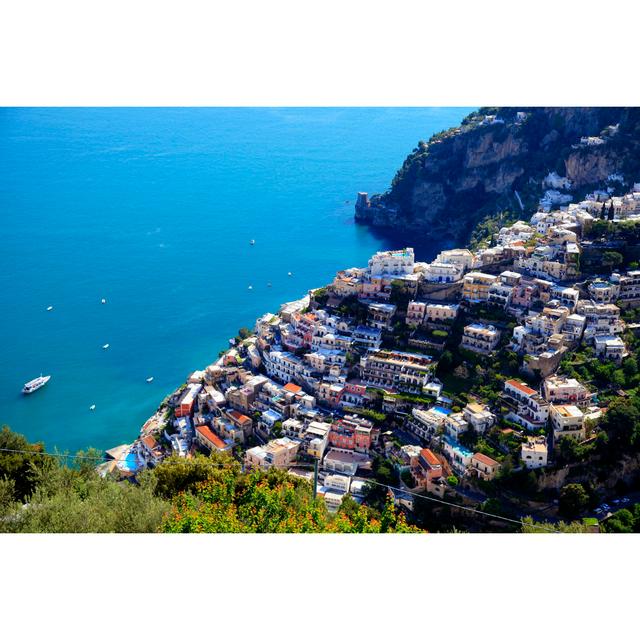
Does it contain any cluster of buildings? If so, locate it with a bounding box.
[125,179,640,517]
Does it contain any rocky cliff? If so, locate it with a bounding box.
[355,107,640,247]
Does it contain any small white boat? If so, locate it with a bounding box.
[248,285,253,290]
[22,375,51,394]
[102,343,110,350]
[267,282,272,287]
[101,298,106,304]
[89,404,96,411]
[146,377,154,383]
[46,306,53,311]
[250,239,255,245]
[287,271,293,277]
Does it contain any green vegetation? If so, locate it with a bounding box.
[0,426,169,533]
[601,504,640,533]
[558,483,589,519]
[162,455,418,533]
[0,426,418,533]
[521,517,595,533]
[312,287,329,306]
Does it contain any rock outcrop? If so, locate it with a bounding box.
[355,107,640,247]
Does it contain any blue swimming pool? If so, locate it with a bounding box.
[119,452,139,473]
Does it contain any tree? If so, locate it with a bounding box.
[602,251,623,269]
[622,356,638,378]
[161,465,421,533]
[608,202,615,221]
[436,349,455,376]
[521,516,593,533]
[271,421,283,438]
[0,425,47,501]
[559,483,589,519]
[603,508,634,533]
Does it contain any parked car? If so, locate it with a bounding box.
[621,497,630,504]
[601,503,610,512]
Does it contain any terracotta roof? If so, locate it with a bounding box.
[196,425,227,450]
[473,452,499,467]
[506,379,536,396]
[283,382,302,394]
[228,410,251,425]
[420,448,440,467]
[141,435,157,450]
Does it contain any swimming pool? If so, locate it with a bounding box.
[118,452,139,473]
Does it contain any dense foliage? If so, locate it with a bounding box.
[0,426,420,534]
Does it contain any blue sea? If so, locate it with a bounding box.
[0,107,470,453]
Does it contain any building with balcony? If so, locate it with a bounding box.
[407,406,450,441]
[503,379,550,431]
[359,349,433,394]
[406,301,426,327]
[244,437,300,470]
[471,453,501,480]
[425,303,459,323]
[368,248,415,277]
[444,412,469,440]
[542,375,591,406]
[366,302,397,330]
[462,402,495,434]
[521,436,548,469]
[461,323,500,355]
[549,404,586,442]
[593,335,627,362]
[462,272,498,303]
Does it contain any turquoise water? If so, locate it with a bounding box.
[0,107,470,453]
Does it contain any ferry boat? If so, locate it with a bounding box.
[22,375,51,394]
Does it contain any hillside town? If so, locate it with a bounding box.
[115,182,640,529]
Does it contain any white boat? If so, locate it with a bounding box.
[101,298,106,304]
[146,377,154,383]
[46,306,53,311]
[250,239,255,245]
[89,404,96,411]
[287,271,293,277]
[248,285,253,290]
[22,375,51,394]
[267,282,272,287]
[102,343,110,350]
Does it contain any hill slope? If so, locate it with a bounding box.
[355,107,640,247]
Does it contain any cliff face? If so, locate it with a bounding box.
[355,107,640,247]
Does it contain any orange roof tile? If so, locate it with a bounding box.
[196,425,227,450]
[142,435,157,450]
[228,410,251,425]
[420,448,440,467]
[473,452,499,467]
[506,379,536,396]
[283,382,302,394]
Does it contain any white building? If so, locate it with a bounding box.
[368,248,415,277]
[461,323,500,355]
[521,436,548,469]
